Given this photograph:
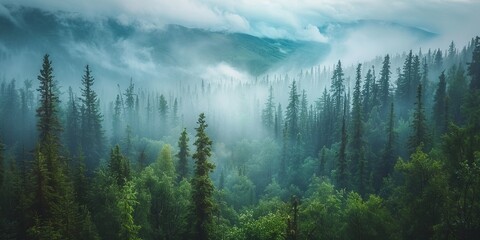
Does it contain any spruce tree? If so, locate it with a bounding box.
[112,94,122,144]
[108,145,130,186]
[379,55,391,112]
[65,87,80,156]
[191,113,215,240]
[336,103,348,189]
[286,81,300,142]
[433,71,447,137]
[362,68,373,117]
[377,102,396,186]
[408,84,429,153]
[177,128,190,181]
[351,64,366,195]
[468,36,480,91]
[36,54,61,147]
[262,85,275,130]
[79,65,104,170]
[331,60,345,122]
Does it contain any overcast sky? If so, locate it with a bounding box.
[1,0,479,44]
[1,0,480,69]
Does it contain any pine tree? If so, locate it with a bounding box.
[331,60,345,122]
[396,51,414,116]
[434,49,443,71]
[286,81,300,142]
[262,85,275,130]
[377,102,396,186]
[275,103,283,139]
[112,94,122,144]
[177,128,190,181]
[159,94,168,123]
[65,87,80,156]
[299,90,309,139]
[36,54,62,147]
[362,68,373,117]
[336,103,348,189]
[351,64,366,195]
[433,71,447,137]
[408,84,429,153]
[379,55,392,111]
[468,36,480,91]
[79,65,104,170]
[172,97,179,126]
[191,113,215,240]
[109,145,130,186]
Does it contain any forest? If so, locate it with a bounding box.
[1,27,480,239]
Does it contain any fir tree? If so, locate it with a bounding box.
[286,81,300,142]
[377,102,396,186]
[468,36,480,91]
[433,71,447,137]
[351,64,366,195]
[331,60,345,122]
[336,103,348,189]
[262,85,275,130]
[191,113,215,240]
[379,55,391,112]
[36,54,61,147]
[112,94,122,144]
[408,84,429,153]
[109,145,130,186]
[79,65,104,170]
[177,128,190,181]
[65,87,80,156]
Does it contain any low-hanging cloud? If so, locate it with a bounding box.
[2,0,479,44]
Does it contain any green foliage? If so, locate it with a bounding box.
[344,193,397,240]
[36,54,62,147]
[394,149,448,240]
[108,145,131,186]
[79,65,104,169]
[192,113,216,240]
[408,84,429,153]
[176,128,190,180]
[117,181,141,240]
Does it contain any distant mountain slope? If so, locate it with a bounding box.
[0,6,329,81]
[0,6,438,85]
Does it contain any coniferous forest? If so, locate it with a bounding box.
[2,3,480,240]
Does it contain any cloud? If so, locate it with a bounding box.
[2,0,479,45]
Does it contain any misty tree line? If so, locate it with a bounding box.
[0,36,480,240]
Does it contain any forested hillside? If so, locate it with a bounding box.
[1,24,480,239]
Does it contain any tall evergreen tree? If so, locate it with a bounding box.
[262,85,275,130]
[336,102,348,189]
[65,87,80,156]
[408,84,429,153]
[79,65,104,169]
[191,113,215,240]
[286,81,300,142]
[379,55,392,111]
[172,97,179,126]
[108,145,130,186]
[176,128,190,181]
[351,64,366,195]
[36,54,62,147]
[331,60,345,122]
[433,71,448,137]
[362,68,373,117]
[376,102,396,188]
[396,50,414,116]
[468,36,480,91]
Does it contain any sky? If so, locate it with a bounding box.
[1,0,479,45]
[1,0,480,81]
